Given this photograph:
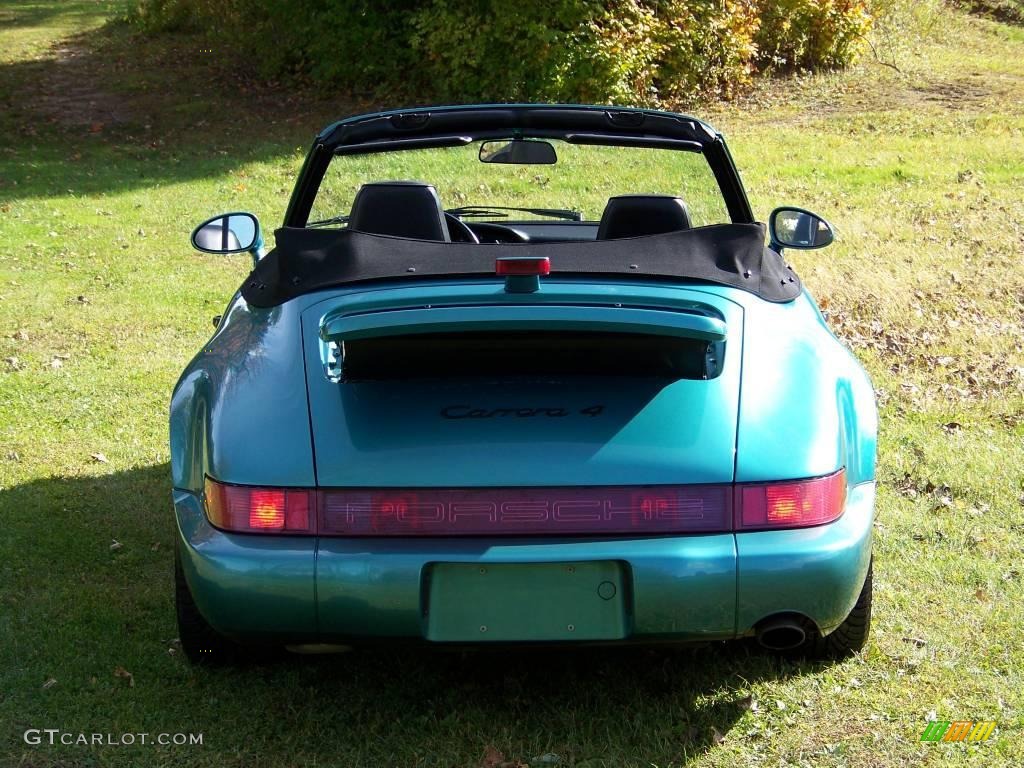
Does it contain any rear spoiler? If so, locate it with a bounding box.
[320,304,727,344]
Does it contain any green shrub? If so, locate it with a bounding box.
[130,0,877,105]
[755,0,874,71]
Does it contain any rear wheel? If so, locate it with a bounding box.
[800,559,873,660]
[175,544,238,665]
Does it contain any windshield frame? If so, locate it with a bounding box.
[283,105,754,228]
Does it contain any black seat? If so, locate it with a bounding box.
[596,194,692,240]
[347,181,451,241]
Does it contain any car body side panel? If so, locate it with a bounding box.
[735,290,877,485]
[736,481,875,634]
[174,489,317,640]
[169,294,315,491]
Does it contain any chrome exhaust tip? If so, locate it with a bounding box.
[755,616,808,651]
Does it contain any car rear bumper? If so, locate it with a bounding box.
[174,482,874,643]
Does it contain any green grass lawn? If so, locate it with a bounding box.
[1,2,1022,766]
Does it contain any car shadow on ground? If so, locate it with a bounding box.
[3,463,828,765]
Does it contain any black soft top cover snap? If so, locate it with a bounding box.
[240,223,801,307]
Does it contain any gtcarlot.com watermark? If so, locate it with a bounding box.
[24,729,203,747]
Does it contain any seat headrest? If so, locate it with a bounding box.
[348,181,451,242]
[596,194,692,240]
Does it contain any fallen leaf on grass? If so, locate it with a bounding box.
[42,677,57,689]
[530,755,560,766]
[91,452,109,463]
[113,666,134,686]
[975,588,988,602]
[480,745,505,768]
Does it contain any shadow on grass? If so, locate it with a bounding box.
[2,463,827,767]
[0,9,359,203]
[0,0,95,29]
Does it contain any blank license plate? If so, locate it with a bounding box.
[425,561,628,642]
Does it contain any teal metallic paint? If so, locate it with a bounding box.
[175,482,874,640]
[302,279,745,487]
[170,295,315,491]
[171,277,875,643]
[735,482,875,634]
[321,303,728,343]
[314,533,737,641]
[174,489,317,640]
[735,288,877,484]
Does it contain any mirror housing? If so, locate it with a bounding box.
[191,212,264,263]
[769,207,833,252]
[479,139,557,165]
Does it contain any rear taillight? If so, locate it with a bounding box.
[201,471,845,536]
[204,478,315,534]
[736,469,846,530]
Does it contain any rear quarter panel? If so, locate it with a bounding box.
[169,293,315,491]
[735,289,877,485]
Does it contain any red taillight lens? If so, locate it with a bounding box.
[736,469,846,530]
[495,257,551,276]
[204,478,314,534]
[202,472,846,536]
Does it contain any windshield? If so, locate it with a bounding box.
[308,140,730,227]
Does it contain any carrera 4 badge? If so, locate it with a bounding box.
[441,405,605,419]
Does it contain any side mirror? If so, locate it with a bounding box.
[191,212,263,262]
[769,207,833,252]
[479,139,557,165]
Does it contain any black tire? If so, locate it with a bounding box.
[800,559,873,660]
[175,544,238,665]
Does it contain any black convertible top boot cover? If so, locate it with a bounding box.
[241,222,801,307]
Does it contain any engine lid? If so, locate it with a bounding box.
[301,281,744,488]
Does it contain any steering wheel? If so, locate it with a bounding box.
[445,213,480,244]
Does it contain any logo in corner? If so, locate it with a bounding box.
[920,720,996,743]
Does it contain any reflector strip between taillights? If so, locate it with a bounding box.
[202,470,846,536]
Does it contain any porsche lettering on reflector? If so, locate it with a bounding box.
[318,486,730,536]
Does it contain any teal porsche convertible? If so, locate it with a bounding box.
[173,104,876,663]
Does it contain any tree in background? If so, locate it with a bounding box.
[132,0,874,106]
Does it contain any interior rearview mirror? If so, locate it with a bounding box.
[191,212,261,255]
[769,207,833,251]
[479,139,557,165]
